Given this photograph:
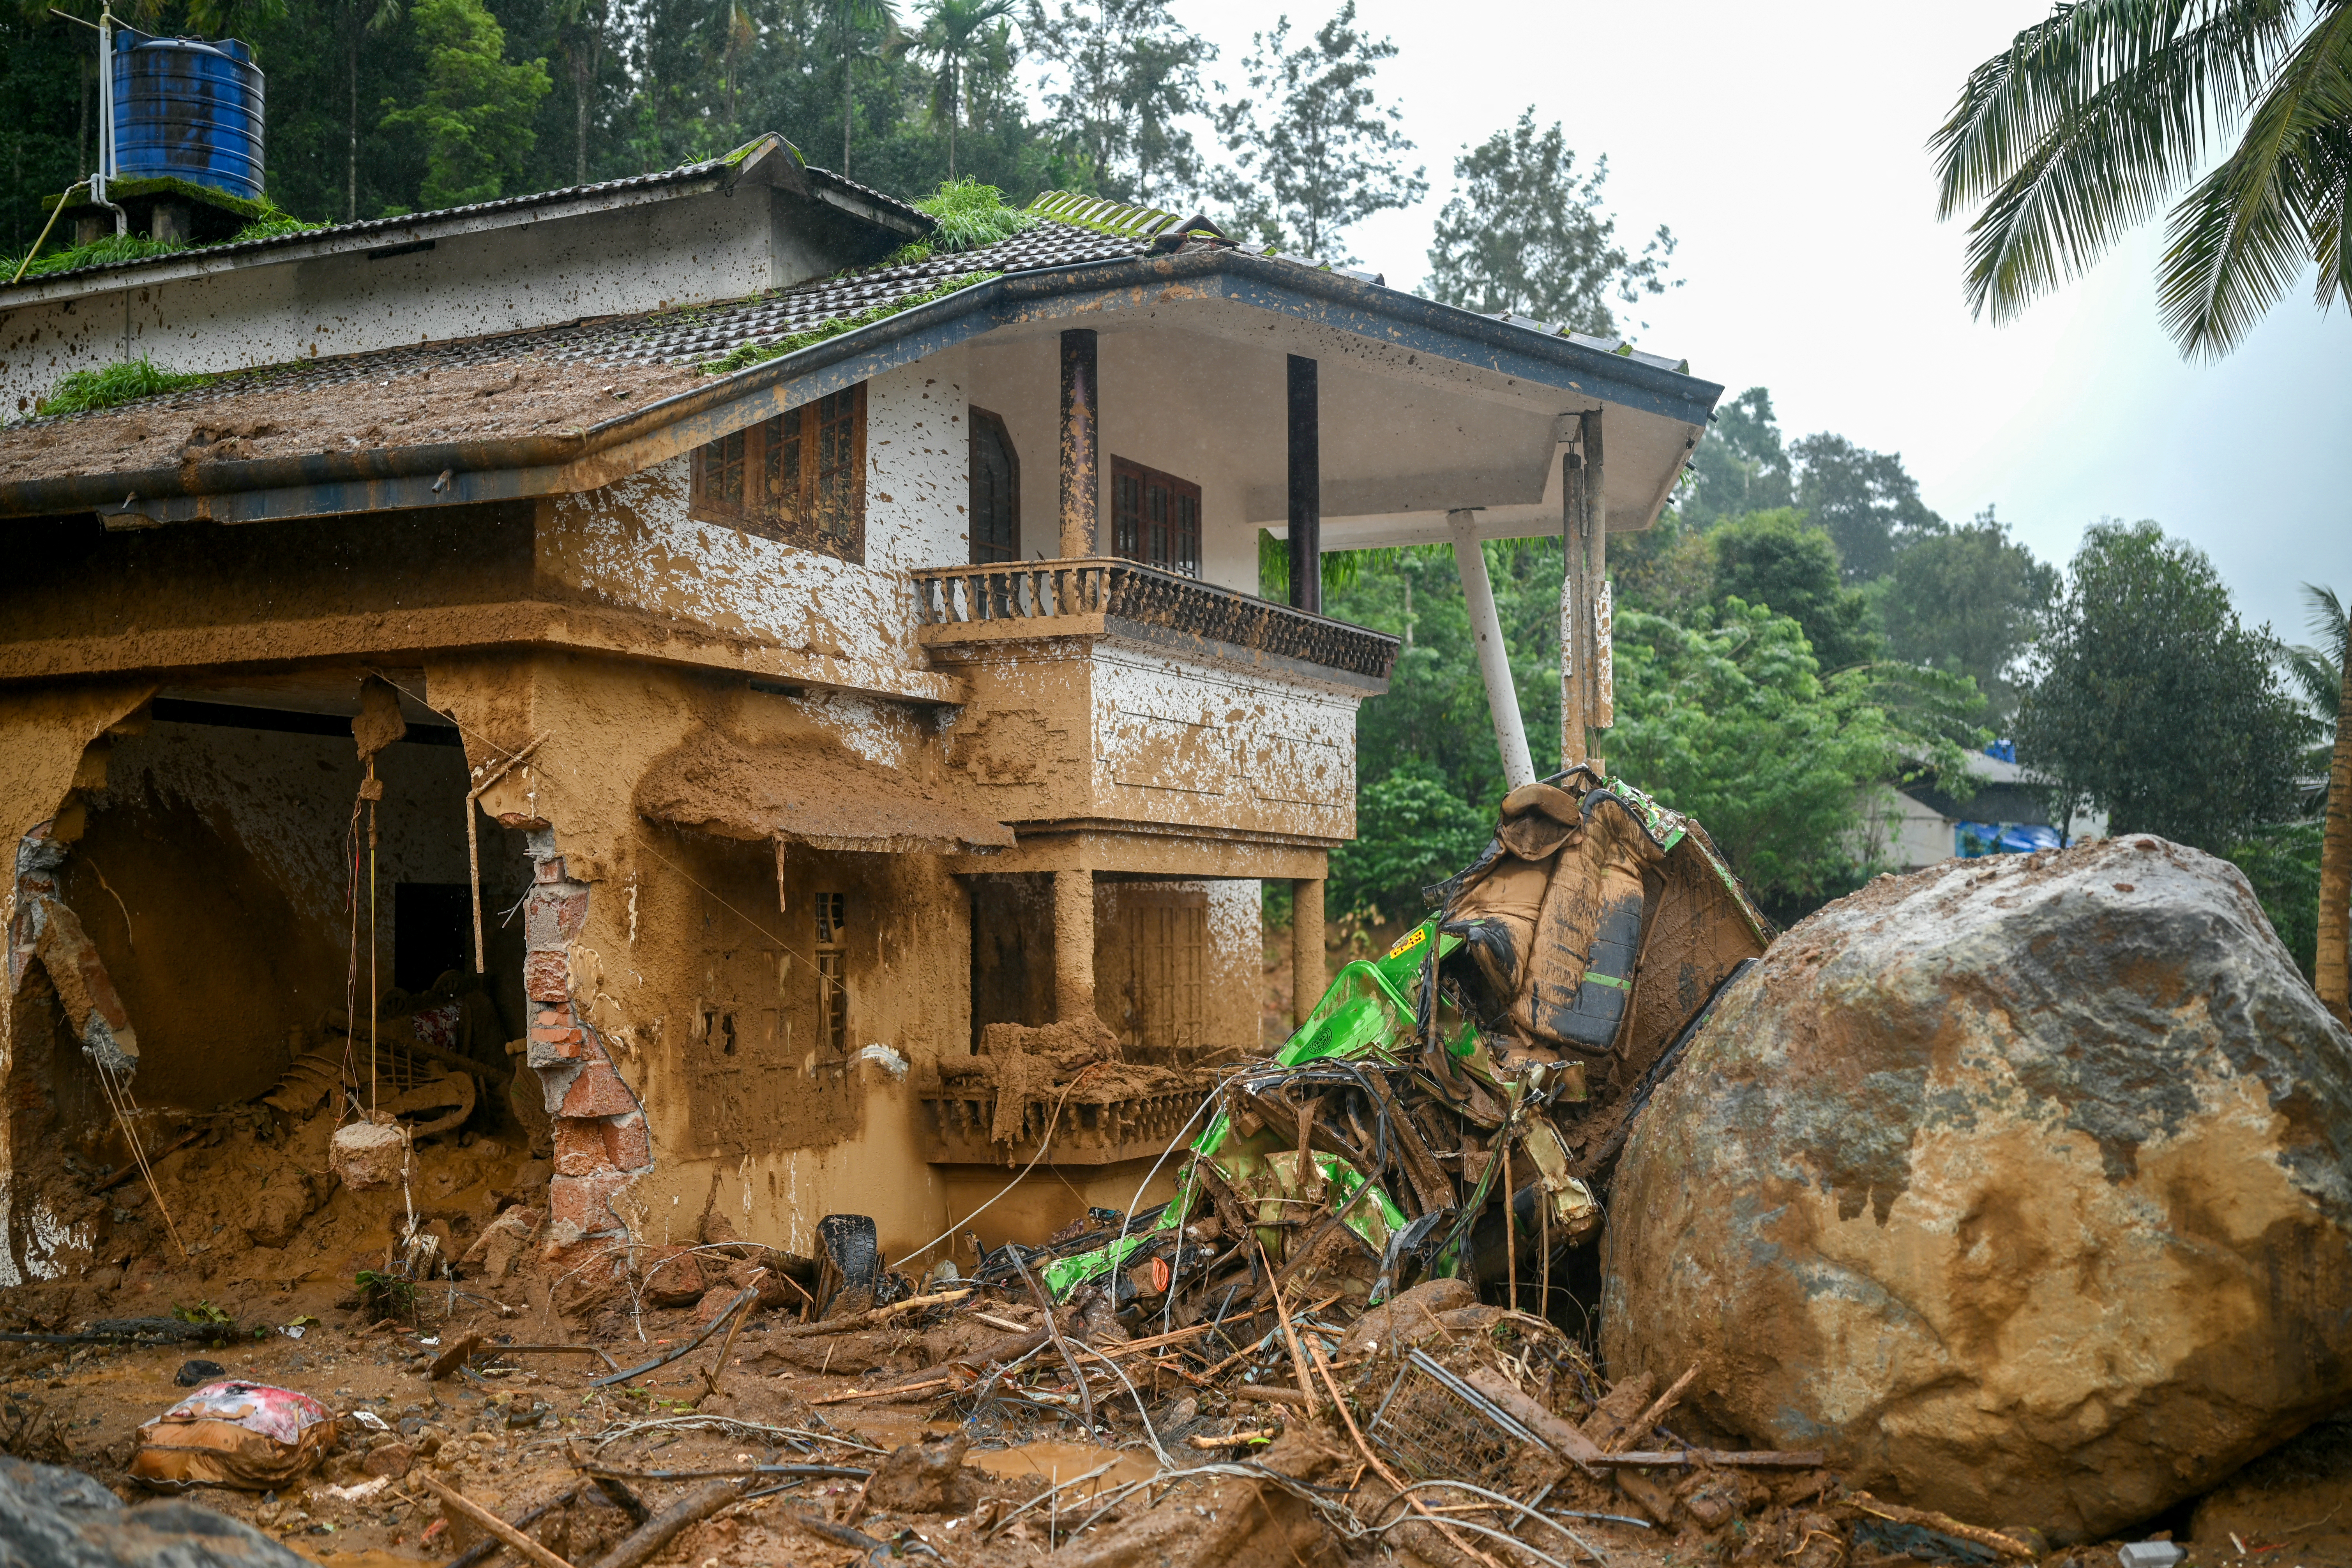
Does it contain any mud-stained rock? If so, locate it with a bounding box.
[0,1455,313,1566]
[1603,837,2352,1542]
[861,1432,981,1515]
[1335,1277,1476,1356]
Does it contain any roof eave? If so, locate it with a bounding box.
[0,250,1721,524]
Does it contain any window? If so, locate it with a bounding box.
[969,408,1020,564]
[689,382,867,562]
[814,892,848,1056]
[1109,456,1200,576]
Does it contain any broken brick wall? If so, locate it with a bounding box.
[425,651,964,1264]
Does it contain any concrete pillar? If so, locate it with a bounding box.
[150,202,192,244]
[1058,329,1099,559]
[1052,867,1095,1023]
[1292,878,1326,1024]
[1577,408,1610,771]
[1287,354,1321,614]
[1449,508,1536,791]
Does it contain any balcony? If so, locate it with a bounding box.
[910,558,1400,688]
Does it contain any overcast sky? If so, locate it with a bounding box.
[1131,0,2350,646]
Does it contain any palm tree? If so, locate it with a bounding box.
[1931,0,2352,359]
[824,0,902,175]
[909,0,1014,179]
[554,0,608,185]
[2292,584,2351,1020]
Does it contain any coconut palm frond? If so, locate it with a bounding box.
[2158,0,2352,352]
[1932,0,2303,324]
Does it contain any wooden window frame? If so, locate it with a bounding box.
[968,406,1021,565]
[689,382,867,563]
[1109,456,1201,576]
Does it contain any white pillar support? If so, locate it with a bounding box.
[1448,508,1536,791]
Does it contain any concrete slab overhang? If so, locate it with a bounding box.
[0,249,1722,536]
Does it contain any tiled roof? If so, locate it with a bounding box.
[5,211,1160,431]
[0,190,1707,489]
[0,139,925,293]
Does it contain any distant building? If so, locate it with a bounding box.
[1868,745,2107,872]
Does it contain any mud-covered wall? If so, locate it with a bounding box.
[425,651,967,1261]
[534,352,971,671]
[937,638,1362,842]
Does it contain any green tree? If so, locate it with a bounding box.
[909,0,1015,180]
[1676,386,1793,531]
[1024,0,1212,202]
[380,0,551,207]
[1607,600,1981,908]
[1791,431,1945,583]
[2015,520,2310,851]
[1211,1,1425,262]
[1421,107,1675,334]
[1710,509,1880,671]
[825,0,904,175]
[1327,760,1494,921]
[1933,0,2352,358]
[1877,507,2058,721]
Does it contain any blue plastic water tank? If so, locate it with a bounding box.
[112,30,266,205]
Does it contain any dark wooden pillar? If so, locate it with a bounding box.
[1059,328,1099,559]
[1287,354,1320,613]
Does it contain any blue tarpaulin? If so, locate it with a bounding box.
[1957,821,2060,857]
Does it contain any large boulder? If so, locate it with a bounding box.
[1602,837,2352,1542]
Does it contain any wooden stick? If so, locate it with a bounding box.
[1847,1492,2037,1560]
[588,1288,757,1387]
[699,1291,757,1397]
[1187,1428,1280,1448]
[1009,1248,1095,1430]
[1258,1241,1318,1416]
[94,1130,203,1193]
[590,1479,747,1568]
[1621,1363,1701,1450]
[1464,1368,1604,1474]
[1595,1448,1826,1469]
[444,1485,585,1568]
[430,1332,484,1381]
[762,1285,973,1340]
[1231,1384,1310,1406]
[810,1375,959,1406]
[419,1474,578,1568]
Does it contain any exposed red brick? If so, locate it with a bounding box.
[605,1112,652,1171]
[547,1169,633,1233]
[559,1055,639,1118]
[526,886,589,945]
[534,856,567,884]
[552,1117,616,1177]
[523,951,570,1003]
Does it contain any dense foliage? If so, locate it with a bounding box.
[2016,521,2311,851]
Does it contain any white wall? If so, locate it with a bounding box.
[4,187,784,420]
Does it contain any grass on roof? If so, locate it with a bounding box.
[700,271,999,374]
[886,180,1032,266]
[35,357,212,418]
[4,204,324,284]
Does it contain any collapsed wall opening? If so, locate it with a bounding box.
[3,676,539,1285]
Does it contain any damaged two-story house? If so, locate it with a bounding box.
[0,132,1720,1286]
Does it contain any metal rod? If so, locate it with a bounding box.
[1449,508,1535,790]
